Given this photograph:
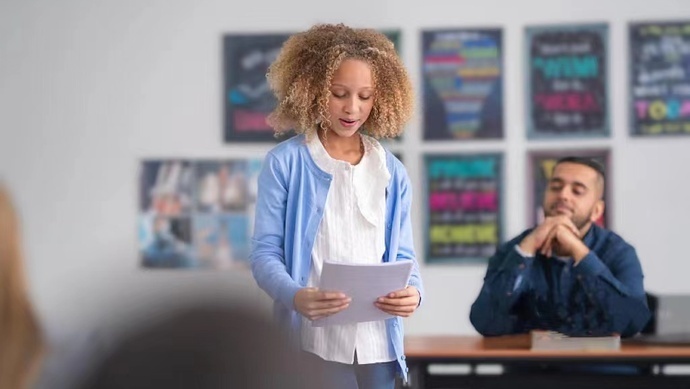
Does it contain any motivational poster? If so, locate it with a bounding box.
[425,153,503,263]
[526,24,609,138]
[223,33,291,142]
[422,29,503,140]
[630,21,690,136]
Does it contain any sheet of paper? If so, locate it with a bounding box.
[311,260,414,327]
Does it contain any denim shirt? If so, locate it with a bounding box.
[470,224,651,338]
[249,135,423,378]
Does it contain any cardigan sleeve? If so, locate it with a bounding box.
[249,152,302,311]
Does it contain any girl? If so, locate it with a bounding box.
[250,23,423,388]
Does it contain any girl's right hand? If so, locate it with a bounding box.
[293,288,351,321]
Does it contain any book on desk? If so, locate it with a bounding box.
[481,330,621,351]
[530,330,620,351]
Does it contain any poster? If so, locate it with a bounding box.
[224,29,403,143]
[382,29,401,53]
[528,149,611,228]
[139,158,261,270]
[630,21,690,136]
[393,152,403,164]
[223,33,292,142]
[422,29,503,140]
[526,24,609,139]
[377,29,405,144]
[425,153,503,264]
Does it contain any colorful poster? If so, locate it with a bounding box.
[223,33,292,142]
[630,21,690,136]
[139,158,261,270]
[526,24,609,139]
[528,149,611,228]
[425,153,503,264]
[422,29,503,140]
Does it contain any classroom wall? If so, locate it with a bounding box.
[1,0,689,347]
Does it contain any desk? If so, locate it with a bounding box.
[403,336,690,389]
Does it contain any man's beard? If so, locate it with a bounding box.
[571,210,593,231]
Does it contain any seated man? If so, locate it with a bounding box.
[470,157,651,338]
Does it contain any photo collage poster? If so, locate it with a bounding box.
[424,153,503,264]
[138,159,262,270]
[630,20,690,136]
[223,33,292,142]
[422,28,504,140]
[528,149,611,228]
[526,24,610,139]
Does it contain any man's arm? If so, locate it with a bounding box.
[570,245,651,337]
[542,225,651,337]
[470,240,536,336]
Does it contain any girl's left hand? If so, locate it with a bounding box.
[374,286,420,317]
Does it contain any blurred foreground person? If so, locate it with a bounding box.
[80,303,326,389]
[0,185,44,389]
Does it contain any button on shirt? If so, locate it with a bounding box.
[301,134,394,365]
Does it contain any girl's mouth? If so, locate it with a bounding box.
[339,119,358,127]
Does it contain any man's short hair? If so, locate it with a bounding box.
[554,156,606,182]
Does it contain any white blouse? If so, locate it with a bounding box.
[301,133,394,365]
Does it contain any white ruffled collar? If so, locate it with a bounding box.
[307,133,391,226]
[307,134,386,172]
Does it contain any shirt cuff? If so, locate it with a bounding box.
[278,283,302,312]
[514,244,535,258]
[498,246,534,271]
[573,251,607,276]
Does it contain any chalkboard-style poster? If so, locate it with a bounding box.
[422,29,503,140]
[526,24,609,139]
[382,29,401,54]
[378,29,405,144]
[392,152,403,164]
[630,21,690,136]
[223,33,291,142]
[424,153,503,264]
[528,149,611,229]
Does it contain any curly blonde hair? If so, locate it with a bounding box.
[266,23,413,139]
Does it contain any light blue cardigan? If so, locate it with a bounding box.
[249,134,423,378]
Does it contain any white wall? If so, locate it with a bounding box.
[1,0,690,344]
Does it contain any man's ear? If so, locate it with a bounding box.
[591,199,605,223]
